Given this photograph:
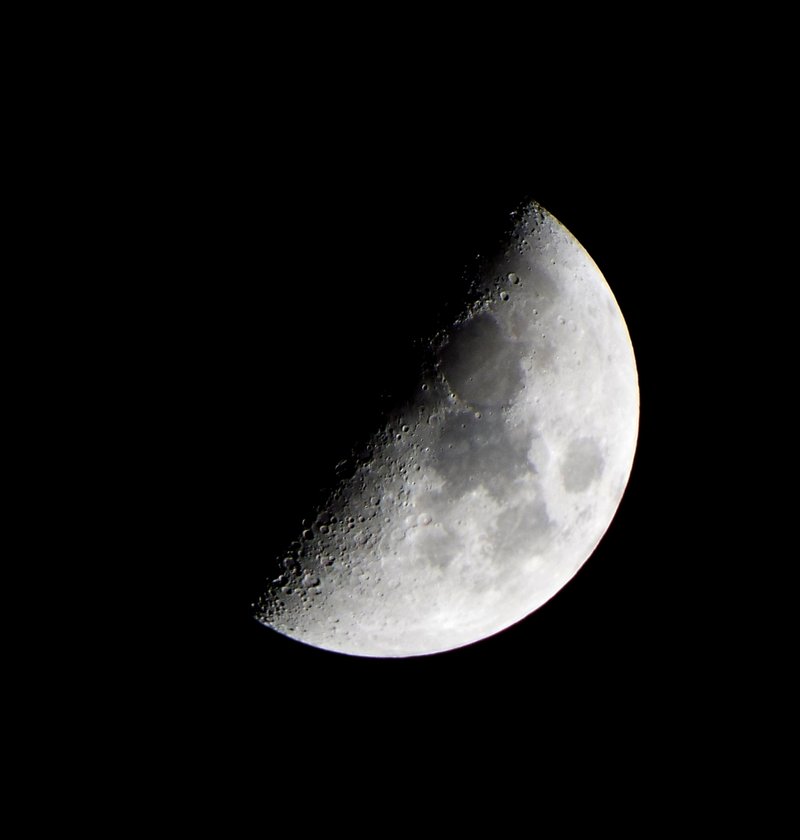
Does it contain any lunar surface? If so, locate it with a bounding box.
[255,201,639,657]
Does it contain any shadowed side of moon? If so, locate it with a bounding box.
[254,201,639,657]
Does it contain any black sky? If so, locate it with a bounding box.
[160,116,729,773]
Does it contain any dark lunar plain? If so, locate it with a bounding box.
[162,135,727,773]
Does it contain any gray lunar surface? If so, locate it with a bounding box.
[255,201,639,657]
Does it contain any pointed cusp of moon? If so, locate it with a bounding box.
[255,202,639,657]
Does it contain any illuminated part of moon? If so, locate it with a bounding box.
[255,201,639,657]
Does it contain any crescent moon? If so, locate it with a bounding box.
[255,201,639,657]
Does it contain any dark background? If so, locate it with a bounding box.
[151,108,736,777]
[42,20,779,819]
[176,156,704,725]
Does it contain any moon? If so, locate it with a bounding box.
[254,200,639,657]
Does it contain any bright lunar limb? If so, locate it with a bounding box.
[255,201,639,657]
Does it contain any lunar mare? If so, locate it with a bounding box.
[255,201,639,657]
